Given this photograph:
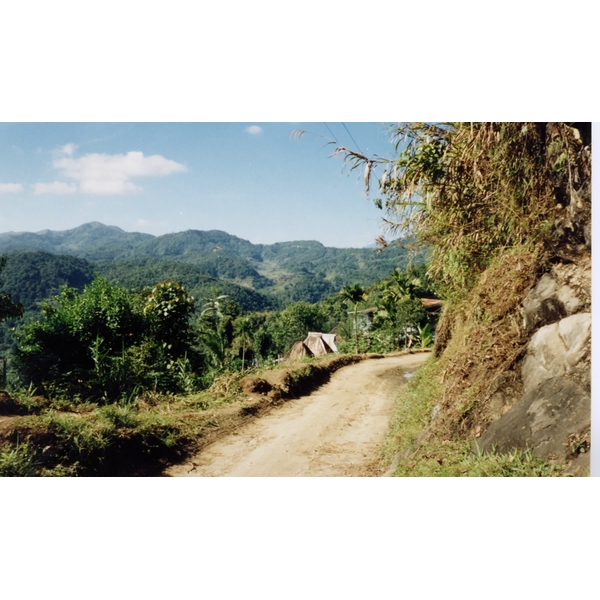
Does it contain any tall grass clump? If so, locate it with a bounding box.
[382,356,442,463]
[0,440,38,476]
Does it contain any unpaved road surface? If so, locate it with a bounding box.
[165,353,429,477]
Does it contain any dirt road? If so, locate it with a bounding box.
[165,353,429,477]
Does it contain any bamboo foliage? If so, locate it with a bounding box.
[333,122,588,298]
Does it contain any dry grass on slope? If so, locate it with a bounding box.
[432,247,542,440]
[381,247,567,476]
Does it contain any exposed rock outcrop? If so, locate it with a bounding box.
[476,376,589,459]
[521,258,591,333]
[475,257,591,472]
[521,312,591,395]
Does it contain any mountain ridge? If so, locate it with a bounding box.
[0,221,421,306]
[0,222,373,251]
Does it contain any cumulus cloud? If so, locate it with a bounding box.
[39,149,188,195]
[0,183,23,193]
[56,151,187,194]
[245,125,263,135]
[33,181,78,195]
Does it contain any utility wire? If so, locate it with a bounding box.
[323,122,338,142]
[342,122,363,154]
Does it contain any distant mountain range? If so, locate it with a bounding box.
[0,222,423,310]
[0,221,384,256]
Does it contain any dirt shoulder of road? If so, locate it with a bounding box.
[243,350,431,398]
[0,350,430,477]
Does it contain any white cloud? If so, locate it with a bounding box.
[0,183,23,193]
[52,150,187,195]
[33,181,78,195]
[245,125,263,135]
[59,143,78,156]
[134,218,153,228]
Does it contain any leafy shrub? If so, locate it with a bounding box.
[13,277,204,401]
[143,280,195,352]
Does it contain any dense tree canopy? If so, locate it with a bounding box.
[0,251,94,311]
[0,256,24,324]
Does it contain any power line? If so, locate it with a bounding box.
[323,122,338,142]
[342,122,362,154]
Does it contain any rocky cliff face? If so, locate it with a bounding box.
[473,127,591,475]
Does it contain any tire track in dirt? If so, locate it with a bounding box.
[164,353,430,477]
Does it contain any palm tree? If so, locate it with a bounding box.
[196,318,227,370]
[340,283,366,353]
[379,268,423,325]
[389,268,422,300]
[232,317,254,372]
[201,287,229,322]
[197,288,231,368]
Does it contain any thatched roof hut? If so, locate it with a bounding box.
[304,332,336,356]
[421,298,443,315]
[320,333,337,352]
[287,333,337,360]
[288,341,314,360]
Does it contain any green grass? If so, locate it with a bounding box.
[42,411,118,462]
[253,259,292,283]
[383,357,564,477]
[0,382,261,476]
[393,441,563,477]
[383,357,442,463]
[0,440,38,476]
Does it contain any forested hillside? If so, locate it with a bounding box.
[94,258,275,311]
[0,222,419,305]
[1,252,95,310]
[0,222,153,260]
[0,225,425,366]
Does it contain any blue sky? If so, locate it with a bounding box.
[0,122,399,248]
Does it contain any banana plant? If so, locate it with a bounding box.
[416,322,433,348]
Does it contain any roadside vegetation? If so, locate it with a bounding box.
[0,350,376,477]
[0,241,438,475]
[329,122,590,476]
[382,358,562,476]
[0,376,255,476]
